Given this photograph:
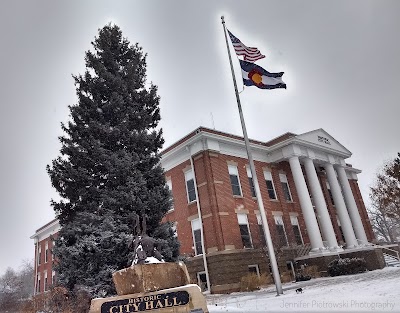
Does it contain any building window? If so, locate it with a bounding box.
[44,271,48,292]
[52,271,56,286]
[197,271,209,292]
[36,273,40,293]
[248,264,260,277]
[290,215,303,245]
[38,245,42,265]
[264,170,277,200]
[256,213,266,246]
[279,173,292,201]
[326,182,335,206]
[166,179,174,212]
[191,218,203,255]
[274,215,288,247]
[228,164,242,196]
[246,167,256,197]
[237,213,253,248]
[51,239,55,261]
[337,216,345,242]
[185,169,197,203]
[45,241,48,263]
[171,222,178,238]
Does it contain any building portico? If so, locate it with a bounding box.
[268,129,370,253]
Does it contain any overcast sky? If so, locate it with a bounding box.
[0,0,399,274]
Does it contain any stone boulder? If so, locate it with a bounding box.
[112,262,190,295]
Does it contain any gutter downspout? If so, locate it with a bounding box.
[187,145,211,294]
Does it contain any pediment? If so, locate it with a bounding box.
[296,129,351,156]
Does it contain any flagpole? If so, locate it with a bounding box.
[221,16,283,296]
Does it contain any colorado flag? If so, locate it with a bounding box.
[240,60,286,90]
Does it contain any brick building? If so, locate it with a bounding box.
[30,219,60,295]
[31,126,375,294]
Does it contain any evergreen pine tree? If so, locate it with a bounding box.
[47,24,179,297]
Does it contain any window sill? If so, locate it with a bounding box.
[269,199,279,202]
[233,195,243,198]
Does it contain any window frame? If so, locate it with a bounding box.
[290,215,304,245]
[185,169,197,203]
[279,173,293,202]
[246,167,256,198]
[191,218,203,256]
[37,273,41,293]
[326,181,335,206]
[44,271,48,292]
[45,241,48,263]
[237,213,253,249]
[228,164,243,197]
[256,213,266,246]
[166,179,174,212]
[264,170,277,200]
[38,245,42,265]
[197,271,209,292]
[248,264,260,277]
[274,215,288,247]
[52,270,56,286]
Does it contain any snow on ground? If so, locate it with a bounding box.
[206,267,400,312]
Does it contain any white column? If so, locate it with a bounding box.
[336,166,369,244]
[324,163,358,248]
[303,158,340,250]
[288,156,325,252]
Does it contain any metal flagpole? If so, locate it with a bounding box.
[221,16,283,295]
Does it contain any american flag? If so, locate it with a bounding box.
[228,29,265,62]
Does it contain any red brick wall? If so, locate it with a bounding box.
[163,151,310,255]
[34,235,57,293]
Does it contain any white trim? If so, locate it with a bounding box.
[197,271,209,292]
[236,213,253,248]
[290,215,304,245]
[184,168,197,203]
[191,218,203,256]
[228,164,243,196]
[30,219,60,242]
[166,179,174,212]
[248,264,260,277]
[273,215,289,246]
[279,173,293,201]
[264,170,277,199]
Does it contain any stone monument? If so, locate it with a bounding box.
[88,213,209,313]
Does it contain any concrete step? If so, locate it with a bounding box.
[383,253,400,267]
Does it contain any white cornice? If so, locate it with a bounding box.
[161,130,269,171]
[161,128,355,171]
[30,219,60,242]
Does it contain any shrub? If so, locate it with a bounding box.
[303,265,320,278]
[240,273,272,292]
[295,274,311,282]
[328,257,367,277]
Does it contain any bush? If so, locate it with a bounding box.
[328,257,367,277]
[240,273,272,292]
[21,286,91,313]
[303,265,320,278]
[295,274,311,282]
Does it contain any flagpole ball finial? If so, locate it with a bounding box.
[221,16,225,22]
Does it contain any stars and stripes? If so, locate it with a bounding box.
[228,29,265,62]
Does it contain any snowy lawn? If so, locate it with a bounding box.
[206,267,400,312]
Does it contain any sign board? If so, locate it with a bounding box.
[101,290,190,313]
